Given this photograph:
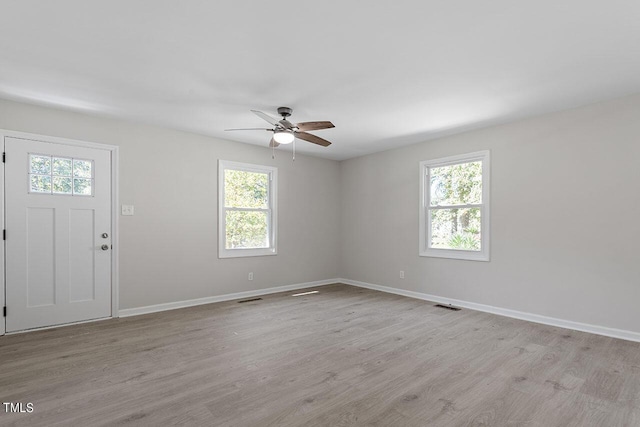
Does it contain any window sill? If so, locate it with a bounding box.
[218,248,277,259]
[420,248,489,262]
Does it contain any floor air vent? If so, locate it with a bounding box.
[237,298,263,303]
[434,304,461,311]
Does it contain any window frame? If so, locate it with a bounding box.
[419,150,490,261]
[218,160,278,259]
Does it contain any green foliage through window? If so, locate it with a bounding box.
[428,161,482,251]
[224,169,270,249]
[29,154,93,196]
[224,170,268,209]
[430,161,482,206]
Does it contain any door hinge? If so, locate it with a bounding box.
[2,230,5,240]
[2,152,5,163]
[3,307,5,317]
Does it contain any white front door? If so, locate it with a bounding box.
[5,136,112,332]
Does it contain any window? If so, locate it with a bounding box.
[420,151,490,261]
[29,154,93,196]
[218,160,277,258]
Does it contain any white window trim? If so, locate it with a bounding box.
[218,160,277,258]
[419,150,490,261]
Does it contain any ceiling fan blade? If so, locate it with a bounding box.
[269,137,280,148]
[295,121,335,132]
[251,110,280,126]
[295,131,332,147]
[279,119,294,129]
[224,128,272,131]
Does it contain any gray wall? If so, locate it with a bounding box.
[340,94,640,333]
[0,99,341,309]
[3,94,639,334]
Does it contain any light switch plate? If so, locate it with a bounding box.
[121,205,134,216]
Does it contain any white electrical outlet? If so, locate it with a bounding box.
[248,272,253,281]
[400,271,405,279]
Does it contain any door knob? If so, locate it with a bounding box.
[101,244,109,251]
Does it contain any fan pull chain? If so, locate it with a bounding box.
[272,141,275,159]
[293,138,295,161]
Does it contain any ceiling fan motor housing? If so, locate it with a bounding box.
[277,106,293,118]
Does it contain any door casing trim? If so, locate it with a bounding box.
[1,129,120,335]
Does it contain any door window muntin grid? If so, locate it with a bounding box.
[29,154,94,196]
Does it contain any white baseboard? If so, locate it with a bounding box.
[338,278,640,343]
[118,279,339,318]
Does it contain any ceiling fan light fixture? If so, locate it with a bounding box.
[273,130,294,144]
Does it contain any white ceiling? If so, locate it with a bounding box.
[1,1,639,160]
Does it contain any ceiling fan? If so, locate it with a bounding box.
[225,107,335,148]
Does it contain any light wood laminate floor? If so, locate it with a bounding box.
[1,283,640,426]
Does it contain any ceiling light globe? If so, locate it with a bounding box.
[274,131,294,144]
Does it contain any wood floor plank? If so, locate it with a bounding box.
[1,283,639,426]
